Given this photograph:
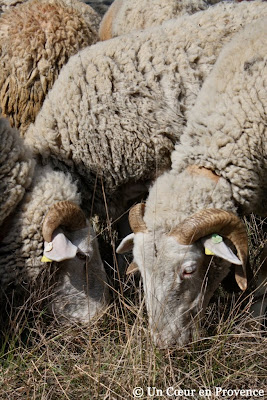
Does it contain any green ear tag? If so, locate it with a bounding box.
[211,234,223,244]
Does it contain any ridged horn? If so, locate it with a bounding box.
[129,203,147,233]
[170,209,249,290]
[42,201,87,243]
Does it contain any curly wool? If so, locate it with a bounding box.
[172,18,267,216]
[0,0,101,135]
[99,0,209,40]
[25,1,267,221]
[0,117,34,228]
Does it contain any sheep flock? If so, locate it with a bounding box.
[0,0,266,347]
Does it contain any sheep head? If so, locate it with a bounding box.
[117,203,249,348]
[42,201,109,322]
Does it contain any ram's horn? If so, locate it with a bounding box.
[129,203,147,233]
[170,208,249,290]
[42,201,87,243]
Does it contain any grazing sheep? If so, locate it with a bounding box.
[25,1,267,225]
[0,117,109,322]
[99,0,209,41]
[0,0,101,136]
[117,18,267,347]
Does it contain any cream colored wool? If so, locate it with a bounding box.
[171,17,267,217]
[99,0,209,40]
[0,117,34,228]
[145,18,267,233]
[25,1,267,221]
[0,0,101,136]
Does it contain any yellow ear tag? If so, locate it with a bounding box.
[205,248,215,256]
[41,255,52,263]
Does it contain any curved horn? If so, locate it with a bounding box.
[42,201,87,243]
[129,203,147,233]
[170,209,249,290]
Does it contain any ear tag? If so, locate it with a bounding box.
[41,255,52,263]
[211,234,223,244]
[44,242,53,252]
[42,230,78,262]
[205,248,215,256]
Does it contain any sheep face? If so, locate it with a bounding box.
[47,225,109,323]
[117,204,248,348]
[118,230,230,347]
[42,201,109,322]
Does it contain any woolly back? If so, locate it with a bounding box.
[0,0,101,135]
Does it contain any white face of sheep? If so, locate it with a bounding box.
[42,201,109,323]
[117,204,249,348]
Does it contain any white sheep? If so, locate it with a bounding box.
[117,18,267,347]
[99,0,209,40]
[25,1,267,225]
[0,0,101,136]
[0,117,109,322]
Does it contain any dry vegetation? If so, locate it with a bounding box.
[0,216,266,400]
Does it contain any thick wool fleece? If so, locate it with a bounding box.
[0,164,81,287]
[25,2,267,221]
[0,0,101,135]
[0,117,34,228]
[172,18,267,216]
[99,0,208,40]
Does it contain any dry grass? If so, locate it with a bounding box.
[0,216,266,400]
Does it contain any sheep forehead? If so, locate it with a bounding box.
[133,231,202,273]
[65,225,93,255]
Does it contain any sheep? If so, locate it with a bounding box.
[0,0,101,136]
[0,117,109,322]
[117,18,267,347]
[99,0,210,41]
[25,1,267,228]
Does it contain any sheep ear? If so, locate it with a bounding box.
[42,228,77,262]
[201,235,242,265]
[126,262,139,275]
[116,233,135,254]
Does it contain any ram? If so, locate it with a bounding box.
[0,0,101,136]
[25,1,267,226]
[0,117,109,321]
[117,18,267,347]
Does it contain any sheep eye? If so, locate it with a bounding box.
[76,252,86,260]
